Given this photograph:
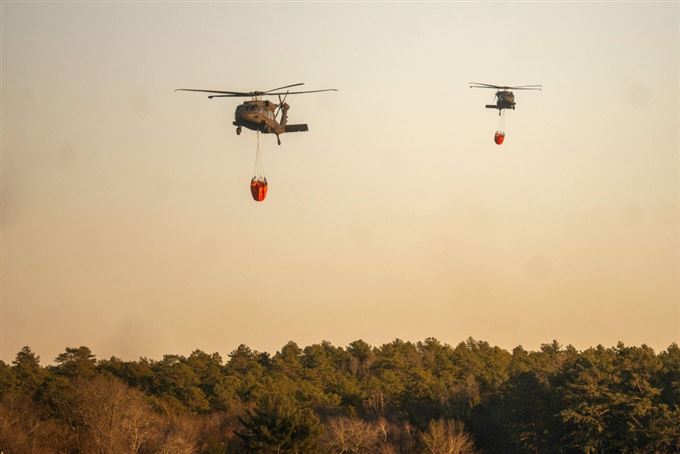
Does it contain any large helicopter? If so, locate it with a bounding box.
[175,83,337,145]
[469,82,542,115]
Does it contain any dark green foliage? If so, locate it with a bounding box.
[553,343,670,453]
[151,354,211,412]
[273,341,304,379]
[237,393,321,453]
[53,346,97,378]
[12,346,45,394]
[0,360,17,396]
[2,339,679,453]
[659,343,680,405]
[98,355,155,391]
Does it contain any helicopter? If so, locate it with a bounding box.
[469,82,542,115]
[175,83,337,145]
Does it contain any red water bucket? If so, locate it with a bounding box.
[494,131,505,145]
[250,177,268,202]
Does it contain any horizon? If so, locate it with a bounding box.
[7,336,680,367]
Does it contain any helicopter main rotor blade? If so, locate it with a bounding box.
[469,82,504,89]
[175,88,251,96]
[265,83,304,93]
[264,89,338,95]
[470,82,543,90]
[207,94,253,98]
[507,86,543,90]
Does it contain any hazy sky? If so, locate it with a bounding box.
[1,2,678,363]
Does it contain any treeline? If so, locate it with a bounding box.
[1,338,679,453]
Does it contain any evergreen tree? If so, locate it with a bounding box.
[237,393,321,453]
[54,346,97,378]
[0,361,17,396]
[12,346,45,394]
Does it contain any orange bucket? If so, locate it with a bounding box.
[494,131,505,145]
[250,177,268,202]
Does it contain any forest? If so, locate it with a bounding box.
[1,338,679,453]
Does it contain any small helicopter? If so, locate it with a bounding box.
[175,83,337,145]
[469,82,542,115]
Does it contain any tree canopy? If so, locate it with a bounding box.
[1,339,678,453]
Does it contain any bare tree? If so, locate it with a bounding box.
[73,376,157,454]
[0,393,70,454]
[376,417,389,444]
[323,416,381,453]
[152,431,196,454]
[421,419,476,454]
[149,413,200,454]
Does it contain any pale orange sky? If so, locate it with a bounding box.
[1,3,678,362]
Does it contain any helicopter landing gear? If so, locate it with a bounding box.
[236,126,242,135]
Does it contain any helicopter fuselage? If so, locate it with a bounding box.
[233,100,282,134]
[232,99,308,144]
[485,90,516,113]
